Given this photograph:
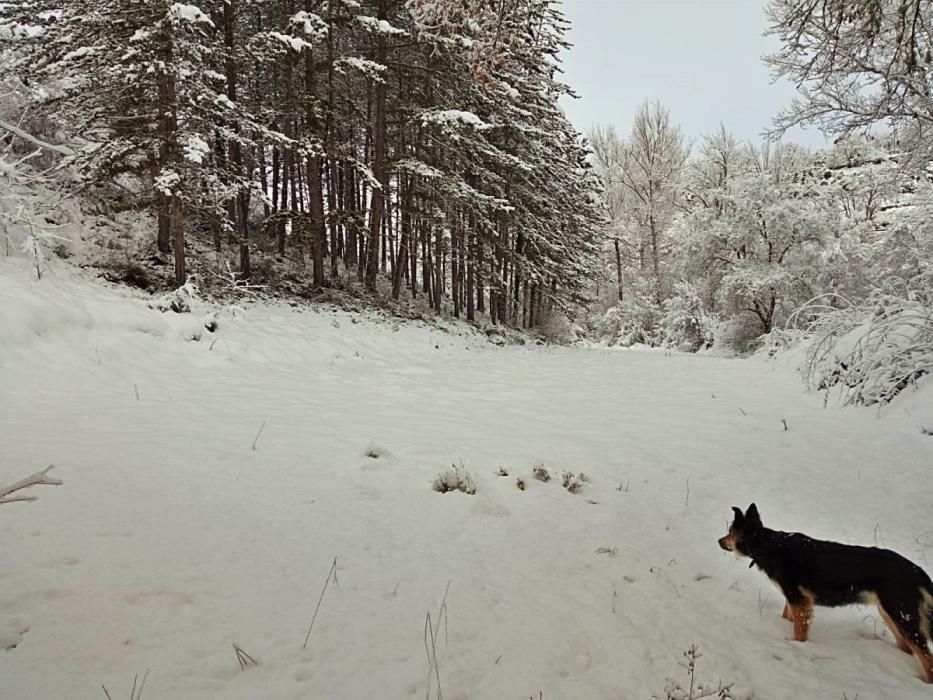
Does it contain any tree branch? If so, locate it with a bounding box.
[0,465,63,505]
[0,120,72,157]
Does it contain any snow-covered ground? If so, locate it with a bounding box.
[1,259,932,699]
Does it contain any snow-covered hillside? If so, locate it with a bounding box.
[1,260,932,699]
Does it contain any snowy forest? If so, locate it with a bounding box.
[2,1,933,698]
[2,0,605,326]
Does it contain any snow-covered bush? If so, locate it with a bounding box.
[798,279,933,406]
[710,313,763,356]
[664,281,715,352]
[618,287,666,346]
[432,464,476,494]
[537,309,575,345]
[149,279,199,313]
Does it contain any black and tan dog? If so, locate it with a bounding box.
[719,503,933,682]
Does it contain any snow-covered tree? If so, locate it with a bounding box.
[767,0,933,160]
[616,102,687,307]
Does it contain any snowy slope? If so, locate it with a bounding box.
[1,259,932,699]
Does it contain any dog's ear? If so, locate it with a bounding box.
[745,503,761,528]
[731,506,744,523]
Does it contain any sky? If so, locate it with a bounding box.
[557,0,827,149]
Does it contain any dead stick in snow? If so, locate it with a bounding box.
[0,465,62,505]
[303,557,338,649]
[251,421,266,451]
[233,643,258,670]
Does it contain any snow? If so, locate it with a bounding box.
[269,31,313,53]
[62,46,96,62]
[355,15,408,36]
[2,260,933,699]
[334,57,387,81]
[421,109,492,131]
[168,3,214,26]
[154,169,181,196]
[289,11,327,39]
[183,134,211,165]
[394,158,444,179]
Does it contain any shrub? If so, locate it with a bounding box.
[432,464,476,494]
[796,282,933,406]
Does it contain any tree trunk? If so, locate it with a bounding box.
[223,0,249,279]
[157,29,184,283]
[614,238,623,302]
[304,3,325,287]
[171,195,185,285]
[649,214,662,306]
[364,35,387,290]
[391,175,412,300]
[466,222,475,321]
[278,147,291,256]
[433,227,443,313]
[477,237,485,313]
[269,141,280,239]
[157,206,171,254]
[325,0,339,278]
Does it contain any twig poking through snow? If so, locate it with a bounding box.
[781,418,789,431]
[134,384,140,401]
[0,465,62,505]
[210,261,267,295]
[424,612,442,700]
[423,582,450,700]
[649,565,681,598]
[251,421,266,451]
[102,670,149,700]
[233,643,259,670]
[303,557,339,649]
[684,477,690,508]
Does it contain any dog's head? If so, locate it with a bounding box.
[718,503,762,557]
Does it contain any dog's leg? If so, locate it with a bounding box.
[878,605,913,654]
[791,601,813,642]
[782,601,793,622]
[906,643,933,684]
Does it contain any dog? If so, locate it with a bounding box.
[719,503,933,683]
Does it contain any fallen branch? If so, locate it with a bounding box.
[0,119,72,156]
[0,465,62,505]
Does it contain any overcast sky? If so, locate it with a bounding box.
[557,0,826,149]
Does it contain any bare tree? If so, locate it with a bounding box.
[588,124,626,301]
[617,102,687,306]
[766,0,933,141]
